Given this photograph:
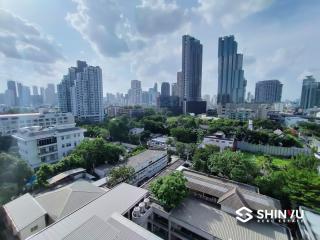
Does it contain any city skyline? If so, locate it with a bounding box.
[1,0,320,101]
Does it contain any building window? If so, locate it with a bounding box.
[30,225,38,233]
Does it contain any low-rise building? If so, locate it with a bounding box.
[129,127,144,135]
[284,116,309,127]
[141,169,291,240]
[127,150,168,185]
[26,183,161,240]
[12,124,85,169]
[147,136,170,150]
[2,181,106,240]
[201,132,234,151]
[0,112,74,136]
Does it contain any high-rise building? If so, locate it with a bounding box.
[217,35,246,104]
[58,61,104,122]
[128,80,142,105]
[182,35,203,102]
[17,83,31,107]
[161,82,170,96]
[255,80,283,103]
[142,91,150,106]
[181,35,206,114]
[32,86,39,96]
[171,83,178,97]
[58,61,87,113]
[300,75,320,109]
[7,80,18,106]
[177,71,184,103]
[44,84,56,106]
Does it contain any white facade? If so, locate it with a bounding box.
[13,124,85,169]
[127,150,168,185]
[147,136,169,150]
[201,133,234,151]
[0,112,74,136]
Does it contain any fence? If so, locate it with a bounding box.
[236,141,312,157]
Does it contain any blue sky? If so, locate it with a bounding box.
[0,0,319,100]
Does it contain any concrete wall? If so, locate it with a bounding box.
[237,141,311,157]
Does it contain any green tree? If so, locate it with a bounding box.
[36,164,53,186]
[150,172,188,210]
[170,127,197,143]
[283,169,320,211]
[108,166,135,187]
[290,154,319,171]
[108,117,129,141]
[208,150,258,183]
[192,145,220,173]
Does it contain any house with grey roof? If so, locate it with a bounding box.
[2,193,47,240]
[27,183,161,240]
[2,181,106,240]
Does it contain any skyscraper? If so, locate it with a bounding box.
[58,61,86,113]
[161,82,170,96]
[176,71,184,103]
[255,80,283,103]
[44,84,56,106]
[171,83,178,97]
[217,35,246,104]
[300,75,320,109]
[58,61,104,122]
[7,80,17,106]
[182,35,203,102]
[32,86,39,96]
[128,80,142,105]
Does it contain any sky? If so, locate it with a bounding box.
[0,0,319,101]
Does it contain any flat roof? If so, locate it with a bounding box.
[27,183,148,240]
[47,168,86,185]
[0,113,40,118]
[170,197,289,240]
[4,193,47,231]
[127,150,167,170]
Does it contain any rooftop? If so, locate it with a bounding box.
[35,181,106,221]
[27,183,148,240]
[127,150,167,170]
[3,193,47,231]
[298,206,320,240]
[169,196,289,240]
[182,169,281,211]
[47,168,86,186]
[13,124,84,138]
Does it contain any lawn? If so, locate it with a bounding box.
[241,151,290,168]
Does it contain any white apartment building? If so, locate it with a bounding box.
[128,150,168,185]
[0,112,74,136]
[12,124,85,169]
[201,132,234,151]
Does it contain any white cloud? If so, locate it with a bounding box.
[194,0,273,28]
[0,9,63,63]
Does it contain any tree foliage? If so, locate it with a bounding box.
[36,139,125,186]
[150,172,188,210]
[108,166,135,187]
[0,153,33,203]
[207,150,258,184]
[170,127,197,143]
[192,145,220,173]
